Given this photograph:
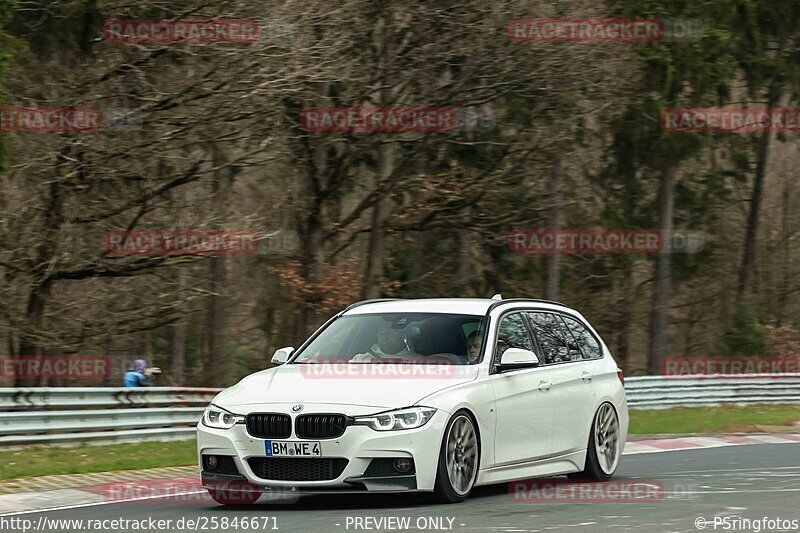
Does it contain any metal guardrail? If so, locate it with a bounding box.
[625,374,800,409]
[0,387,221,410]
[0,375,798,446]
[0,387,220,447]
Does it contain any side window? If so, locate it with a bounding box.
[494,312,533,364]
[560,315,602,360]
[526,312,580,364]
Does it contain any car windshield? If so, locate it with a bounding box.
[292,313,487,365]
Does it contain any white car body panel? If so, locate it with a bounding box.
[489,366,555,464]
[213,364,479,410]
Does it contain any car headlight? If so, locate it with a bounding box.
[202,405,245,429]
[353,406,436,431]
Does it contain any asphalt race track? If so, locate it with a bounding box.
[6,444,800,533]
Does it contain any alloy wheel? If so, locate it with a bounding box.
[445,414,478,495]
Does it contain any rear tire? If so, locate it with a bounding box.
[568,402,619,481]
[432,411,480,503]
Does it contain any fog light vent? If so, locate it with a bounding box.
[202,454,240,475]
[393,458,413,473]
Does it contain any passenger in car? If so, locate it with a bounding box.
[467,331,482,363]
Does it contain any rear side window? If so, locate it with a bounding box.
[526,312,580,364]
[495,312,534,364]
[560,315,602,360]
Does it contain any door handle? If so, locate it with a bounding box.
[581,371,593,382]
[538,380,552,392]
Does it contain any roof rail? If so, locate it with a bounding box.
[487,298,570,313]
[339,298,401,315]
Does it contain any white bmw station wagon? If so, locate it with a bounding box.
[197,297,628,504]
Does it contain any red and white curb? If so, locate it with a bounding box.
[624,433,800,455]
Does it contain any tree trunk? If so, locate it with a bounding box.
[362,56,395,299]
[204,163,230,386]
[648,164,675,375]
[170,269,187,386]
[295,83,329,341]
[205,249,226,385]
[776,177,791,325]
[613,262,634,371]
[457,205,474,297]
[736,86,778,303]
[16,154,67,386]
[545,154,564,300]
[362,196,386,299]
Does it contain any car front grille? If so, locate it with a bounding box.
[295,414,348,439]
[246,413,292,439]
[248,458,349,481]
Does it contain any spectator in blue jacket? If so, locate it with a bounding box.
[123,359,161,387]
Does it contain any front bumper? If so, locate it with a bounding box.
[196,403,447,493]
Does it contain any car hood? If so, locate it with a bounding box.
[213,363,478,410]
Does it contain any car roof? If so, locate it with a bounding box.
[341,298,572,317]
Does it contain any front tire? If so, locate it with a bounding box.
[568,402,620,481]
[433,411,480,503]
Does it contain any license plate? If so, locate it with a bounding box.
[265,440,321,457]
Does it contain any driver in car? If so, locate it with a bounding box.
[349,321,418,362]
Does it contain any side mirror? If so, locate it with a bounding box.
[497,348,540,371]
[271,347,294,365]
